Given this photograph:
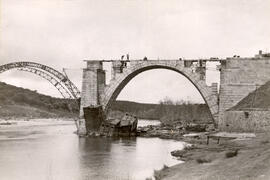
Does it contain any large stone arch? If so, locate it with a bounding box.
[102,60,219,124]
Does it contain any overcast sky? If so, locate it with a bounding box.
[0,0,269,103]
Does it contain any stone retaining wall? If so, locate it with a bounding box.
[220,110,270,132]
[218,58,270,130]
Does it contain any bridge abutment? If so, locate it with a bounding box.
[218,57,270,131]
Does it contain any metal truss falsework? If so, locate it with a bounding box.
[0,62,80,99]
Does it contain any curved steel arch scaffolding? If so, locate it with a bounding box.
[0,61,80,99]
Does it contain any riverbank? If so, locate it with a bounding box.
[137,122,214,139]
[0,118,76,130]
[154,132,270,180]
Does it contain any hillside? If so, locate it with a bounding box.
[231,81,270,110]
[0,82,213,123]
[0,82,79,119]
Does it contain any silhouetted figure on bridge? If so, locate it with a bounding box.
[126,54,129,60]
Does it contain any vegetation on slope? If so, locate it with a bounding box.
[110,98,213,124]
[0,82,213,124]
[0,82,79,119]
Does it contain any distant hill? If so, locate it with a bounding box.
[231,81,270,110]
[110,100,213,124]
[0,82,79,119]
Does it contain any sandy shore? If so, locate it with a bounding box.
[155,132,270,180]
[0,118,77,140]
[0,118,76,127]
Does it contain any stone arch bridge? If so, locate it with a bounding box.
[1,53,269,134]
[79,59,219,133]
[79,53,270,134]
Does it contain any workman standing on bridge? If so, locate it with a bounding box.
[127,54,129,60]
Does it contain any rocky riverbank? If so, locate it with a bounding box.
[138,122,270,180]
[137,122,215,139]
[75,120,270,180]
[153,132,270,180]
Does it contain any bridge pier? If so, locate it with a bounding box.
[78,61,106,135]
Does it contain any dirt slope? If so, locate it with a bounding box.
[232,81,270,110]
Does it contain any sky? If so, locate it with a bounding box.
[0,0,269,103]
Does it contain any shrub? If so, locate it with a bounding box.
[225,149,239,158]
[196,158,211,164]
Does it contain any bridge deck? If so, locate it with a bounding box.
[84,57,270,62]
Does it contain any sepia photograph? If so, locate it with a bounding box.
[0,0,270,179]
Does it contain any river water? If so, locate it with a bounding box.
[0,119,185,180]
